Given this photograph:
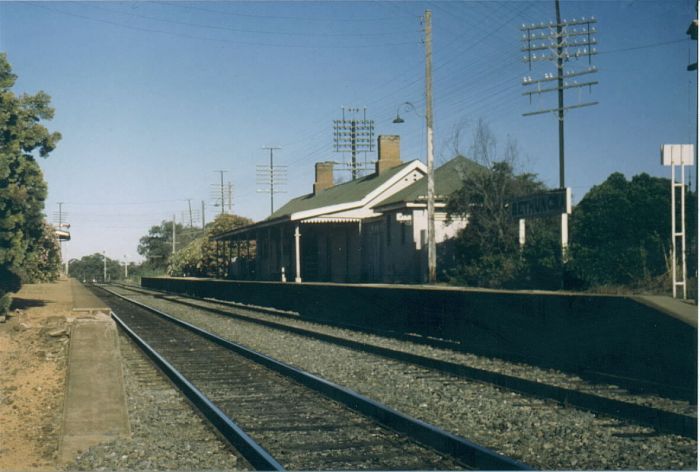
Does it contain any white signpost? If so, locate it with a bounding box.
[511,188,572,256]
[661,144,694,299]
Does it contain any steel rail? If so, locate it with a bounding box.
[111,310,284,471]
[101,285,530,471]
[113,283,698,440]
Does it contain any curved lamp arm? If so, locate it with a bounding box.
[393,101,422,123]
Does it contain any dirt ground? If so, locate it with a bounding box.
[0,279,73,471]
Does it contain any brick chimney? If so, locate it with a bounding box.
[375,135,401,174]
[313,161,334,194]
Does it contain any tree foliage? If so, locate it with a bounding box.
[569,172,695,288]
[0,53,61,313]
[17,221,62,283]
[137,220,204,273]
[169,213,253,277]
[68,253,126,283]
[445,119,562,289]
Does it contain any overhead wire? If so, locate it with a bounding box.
[155,1,417,22]
[86,3,420,38]
[29,3,420,49]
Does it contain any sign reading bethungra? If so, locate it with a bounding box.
[510,188,571,219]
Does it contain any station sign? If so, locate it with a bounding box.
[510,188,571,219]
[661,144,694,166]
[395,212,412,222]
[54,229,71,241]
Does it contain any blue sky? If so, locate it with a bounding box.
[0,0,696,262]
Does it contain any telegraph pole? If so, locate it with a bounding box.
[257,146,286,216]
[187,199,193,227]
[212,170,227,216]
[521,0,598,255]
[219,171,225,216]
[555,0,565,189]
[227,182,234,213]
[201,200,206,228]
[424,9,436,284]
[172,214,176,255]
[333,107,375,179]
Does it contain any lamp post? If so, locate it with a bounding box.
[393,98,436,284]
[391,10,436,283]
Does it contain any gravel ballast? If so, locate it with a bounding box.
[112,286,697,470]
[64,331,248,471]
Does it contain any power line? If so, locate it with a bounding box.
[598,38,688,54]
[156,1,416,22]
[87,3,420,38]
[29,3,419,50]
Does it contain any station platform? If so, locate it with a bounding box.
[59,279,130,462]
[632,295,697,328]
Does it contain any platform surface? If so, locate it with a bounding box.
[633,295,698,328]
[59,282,129,462]
[70,278,110,312]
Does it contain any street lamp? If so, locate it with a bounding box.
[392,100,436,284]
[393,102,420,124]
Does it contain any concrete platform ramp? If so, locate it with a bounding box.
[59,311,130,462]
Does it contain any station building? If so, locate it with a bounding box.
[213,135,480,283]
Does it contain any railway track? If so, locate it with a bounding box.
[93,285,529,471]
[111,282,697,440]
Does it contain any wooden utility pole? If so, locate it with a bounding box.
[187,199,193,228]
[521,0,598,257]
[219,171,225,216]
[425,9,436,284]
[257,146,286,216]
[555,0,565,189]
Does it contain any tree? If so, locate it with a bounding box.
[445,119,561,289]
[137,220,203,273]
[169,213,253,277]
[0,53,61,314]
[569,172,695,289]
[17,221,62,283]
[68,253,124,283]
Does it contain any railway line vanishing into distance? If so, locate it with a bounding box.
[88,283,697,470]
[93,284,527,470]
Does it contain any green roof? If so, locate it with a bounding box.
[375,155,482,207]
[267,160,416,220]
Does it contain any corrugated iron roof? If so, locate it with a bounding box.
[374,155,482,208]
[267,160,416,220]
